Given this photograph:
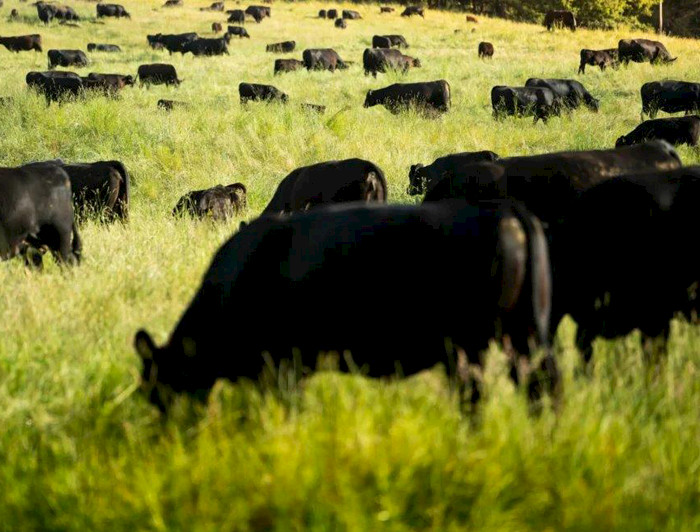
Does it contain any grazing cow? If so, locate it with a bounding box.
[401,6,424,17]
[318,9,326,18]
[335,18,347,29]
[158,99,189,111]
[48,49,88,69]
[227,26,250,38]
[619,39,676,65]
[163,0,183,7]
[301,103,325,113]
[491,86,561,123]
[212,22,222,33]
[0,163,82,266]
[616,116,700,147]
[544,10,576,31]
[227,9,245,23]
[134,199,558,412]
[37,2,56,23]
[342,9,361,19]
[239,83,288,103]
[478,42,494,59]
[201,2,224,11]
[380,6,394,13]
[245,5,267,22]
[525,78,599,112]
[137,64,181,86]
[26,70,82,103]
[578,48,618,74]
[372,34,409,49]
[408,151,499,195]
[87,43,121,53]
[365,80,450,115]
[421,141,681,228]
[96,3,130,18]
[641,81,700,118]
[466,15,478,23]
[327,9,338,19]
[274,58,304,75]
[10,9,19,19]
[147,33,198,54]
[262,159,387,214]
[266,41,295,53]
[173,184,247,221]
[82,73,134,95]
[182,36,230,56]
[302,48,348,71]
[0,34,42,52]
[363,48,421,77]
[552,170,700,361]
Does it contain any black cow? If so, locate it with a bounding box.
[227,26,250,39]
[227,9,245,23]
[37,2,80,23]
[372,34,409,48]
[201,2,224,11]
[212,22,222,33]
[137,64,181,86]
[401,6,424,17]
[266,41,295,53]
[363,48,421,77]
[182,36,230,56]
[551,169,700,361]
[365,80,450,115]
[578,48,618,74]
[619,39,676,65]
[81,72,134,95]
[245,5,268,22]
[0,163,81,266]
[262,159,387,214]
[173,184,247,221]
[134,200,558,412]
[408,151,499,195]
[342,9,361,19]
[641,81,700,118]
[616,116,700,147]
[163,0,183,7]
[0,34,42,52]
[274,58,304,75]
[491,86,561,123]
[147,33,198,54]
[478,42,494,59]
[335,18,347,29]
[525,78,599,112]
[327,9,338,19]
[96,3,130,18]
[239,83,288,103]
[302,48,347,71]
[48,49,88,69]
[157,99,189,111]
[26,70,82,103]
[421,141,682,228]
[544,10,576,31]
[318,9,326,18]
[380,7,394,13]
[87,43,121,53]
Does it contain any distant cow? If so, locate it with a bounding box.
[274,58,304,75]
[87,43,121,52]
[163,0,183,7]
[491,86,561,123]
[408,151,499,195]
[82,72,134,95]
[245,5,268,23]
[335,18,346,29]
[525,78,599,112]
[227,26,250,38]
[578,48,618,74]
[173,184,247,221]
[303,48,347,71]
[641,81,700,118]
[401,6,424,17]
[363,48,420,77]
[239,82,288,103]
[372,34,409,49]
[48,49,88,69]
[212,22,222,33]
[266,41,295,53]
[26,70,82,103]
[478,42,493,59]
[37,3,80,23]
[342,9,361,19]
[158,99,189,111]
[227,9,245,23]
[182,36,230,56]
[619,39,675,65]
[96,3,130,18]
[201,2,224,11]
[466,15,478,23]
[137,64,181,86]
[544,10,576,31]
[318,9,326,18]
[365,80,450,115]
[327,9,338,19]
[147,33,198,54]
[0,34,42,52]
[616,116,700,147]
[262,158,387,214]
[0,163,81,266]
[380,6,394,13]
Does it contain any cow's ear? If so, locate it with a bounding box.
[135,329,157,361]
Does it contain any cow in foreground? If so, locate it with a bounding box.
[365,80,450,115]
[578,49,618,73]
[408,151,499,195]
[491,86,561,123]
[544,10,576,31]
[135,200,559,412]
[173,184,247,221]
[262,158,387,214]
[616,116,700,147]
[641,81,700,118]
[525,78,599,112]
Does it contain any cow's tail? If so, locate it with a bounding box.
[71,221,82,263]
[365,161,388,202]
[109,160,130,221]
[509,201,559,398]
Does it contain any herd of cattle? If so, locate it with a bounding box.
[1,2,699,411]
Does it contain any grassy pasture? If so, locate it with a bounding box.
[1,1,699,529]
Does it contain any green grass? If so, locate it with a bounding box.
[1,1,699,529]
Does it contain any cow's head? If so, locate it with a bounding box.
[585,95,600,112]
[363,90,375,108]
[614,135,629,148]
[123,75,135,86]
[407,164,427,195]
[412,58,422,68]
